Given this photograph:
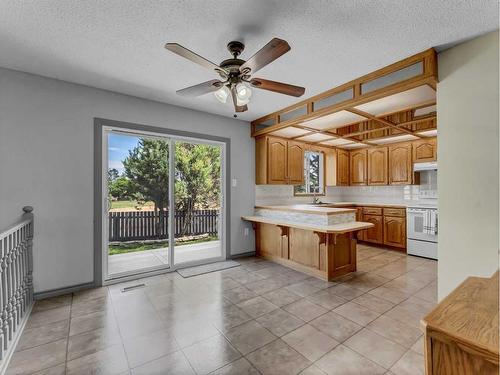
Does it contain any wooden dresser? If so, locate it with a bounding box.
[422,271,499,375]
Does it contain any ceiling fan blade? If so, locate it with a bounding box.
[231,86,248,113]
[176,79,224,97]
[250,78,305,97]
[165,43,221,72]
[239,38,290,74]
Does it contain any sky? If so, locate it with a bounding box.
[108,133,139,174]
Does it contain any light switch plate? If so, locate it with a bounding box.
[232,178,237,187]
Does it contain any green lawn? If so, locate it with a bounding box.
[108,236,218,255]
[110,200,154,210]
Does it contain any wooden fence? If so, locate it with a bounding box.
[108,210,219,241]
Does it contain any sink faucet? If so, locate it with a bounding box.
[312,192,321,204]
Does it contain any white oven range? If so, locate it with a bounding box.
[406,205,438,260]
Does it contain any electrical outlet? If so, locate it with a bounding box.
[244,228,249,236]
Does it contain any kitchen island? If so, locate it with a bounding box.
[242,205,374,281]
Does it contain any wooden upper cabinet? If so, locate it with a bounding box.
[367,147,388,185]
[383,216,406,248]
[287,141,305,185]
[255,137,268,184]
[389,142,413,185]
[336,149,350,186]
[267,137,288,184]
[413,137,437,163]
[325,149,337,186]
[363,214,383,244]
[255,136,304,185]
[350,149,367,185]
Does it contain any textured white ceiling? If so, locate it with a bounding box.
[0,0,497,121]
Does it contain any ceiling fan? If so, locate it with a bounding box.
[165,38,306,113]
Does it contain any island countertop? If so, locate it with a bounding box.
[242,215,374,234]
[254,204,356,215]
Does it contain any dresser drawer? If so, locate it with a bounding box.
[363,207,382,215]
[383,208,406,217]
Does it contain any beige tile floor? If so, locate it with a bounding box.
[6,244,437,375]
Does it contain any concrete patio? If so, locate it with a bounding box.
[108,240,222,275]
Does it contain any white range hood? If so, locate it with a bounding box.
[414,161,437,171]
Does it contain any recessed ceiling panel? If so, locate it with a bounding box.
[270,127,310,138]
[300,110,367,130]
[296,133,335,142]
[341,143,366,149]
[414,104,437,117]
[320,138,354,146]
[417,129,438,137]
[369,134,419,144]
[355,85,436,117]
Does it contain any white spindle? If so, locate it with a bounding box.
[0,207,34,361]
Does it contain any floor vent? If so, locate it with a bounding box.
[121,283,146,292]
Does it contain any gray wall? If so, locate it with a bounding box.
[0,68,255,293]
[437,30,499,299]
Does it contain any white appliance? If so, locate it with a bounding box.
[414,161,437,171]
[407,206,438,260]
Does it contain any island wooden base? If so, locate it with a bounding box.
[254,222,357,281]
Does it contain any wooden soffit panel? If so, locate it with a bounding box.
[251,48,438,145]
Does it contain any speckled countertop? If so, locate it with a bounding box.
[241,215,373,234]
[254,204,356,215]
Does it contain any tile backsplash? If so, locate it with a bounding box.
[256,171,437,206]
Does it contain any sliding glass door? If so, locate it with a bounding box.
[173,140,224,265]
[102,127,226,281]
[105,131,171,278]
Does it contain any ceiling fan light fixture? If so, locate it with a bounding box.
[236,82,252,101]
[237,97,250,106]
[166,38,305,113]
[214,85,230,103]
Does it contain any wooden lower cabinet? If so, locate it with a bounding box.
[254,223,357,281]
[383,216,406,248]
[359,206,407,250]
[355,208,364,240]
[362,214,384,244]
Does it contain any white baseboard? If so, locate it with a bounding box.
[0,303,33,375]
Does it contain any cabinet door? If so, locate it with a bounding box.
[336,149,350,186]
[362,214,383,244]
[267,137,288,184]
[413,138,437,162]
[350,149,367,185]
[356,207,364,240]
[384,216,406,248]
[389,143,413,185]
[287,141,305,185]
[368,147,388,185]
[325,149,337,186]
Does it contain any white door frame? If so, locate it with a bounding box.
[95,119,230,286]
